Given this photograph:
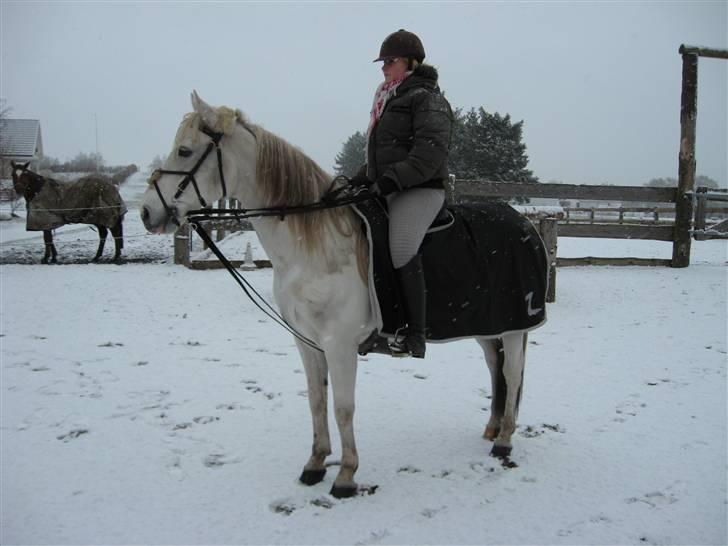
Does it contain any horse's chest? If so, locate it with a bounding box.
[274,268,365,329]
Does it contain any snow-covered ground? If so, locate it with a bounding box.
[1,172,726,545]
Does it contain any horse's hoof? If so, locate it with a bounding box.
[483,426,500,440]
[299,469,326,486]
[330,484,358,499]
[490,444,512,459]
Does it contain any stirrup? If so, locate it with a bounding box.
[388,327,411,358]
[389,327,426,358]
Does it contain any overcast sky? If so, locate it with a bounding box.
[1,1,726,186]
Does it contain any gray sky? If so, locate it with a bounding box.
[2,1,726,186]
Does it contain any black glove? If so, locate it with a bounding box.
[371,176,399,196]
[348,175,372,189]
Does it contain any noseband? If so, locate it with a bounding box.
[150,125,228,227]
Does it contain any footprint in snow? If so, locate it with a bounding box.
[626,491,678,508]
[192,416,219,425]
[57,429,89,442]
[98,341,124,348]
[203,453,243,468]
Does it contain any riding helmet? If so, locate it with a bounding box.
[373,29,425,63]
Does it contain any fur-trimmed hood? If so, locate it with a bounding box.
[412,63,439,82]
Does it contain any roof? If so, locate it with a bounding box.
[0,118,42,158]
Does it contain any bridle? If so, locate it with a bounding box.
[149,125,228,227]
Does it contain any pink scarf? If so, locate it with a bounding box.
[365,72,412,156]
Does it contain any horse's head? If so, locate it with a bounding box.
[140,91,258,234]
[11,161,44,202]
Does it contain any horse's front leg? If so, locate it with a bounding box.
[42,230,57,264]
[93,225,108,262]
[324,343,359,499]
[491,332,527,458]
[295,340,332,486]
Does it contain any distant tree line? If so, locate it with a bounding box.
[645,176,720,189]
[39,152,137,176]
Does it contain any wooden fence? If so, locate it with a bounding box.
[453,180,684,267]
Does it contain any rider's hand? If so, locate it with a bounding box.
[371,176,399,196]
[348,175,372,189]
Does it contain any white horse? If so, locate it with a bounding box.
[141,92,539,498]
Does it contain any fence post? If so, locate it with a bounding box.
[174,223,191,267]
[216,198,226,242]
[672,49,698,267]
[695,187,707,232]
[539,217,558,303]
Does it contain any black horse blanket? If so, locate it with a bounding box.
[353,199,548,341]
[26,176,127,231]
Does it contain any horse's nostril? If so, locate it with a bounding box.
[140,206,150,222]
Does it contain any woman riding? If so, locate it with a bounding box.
[352,29,454,359]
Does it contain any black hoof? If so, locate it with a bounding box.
[299,469,326,486]
[490,444,512,459]
[330,484,358,499]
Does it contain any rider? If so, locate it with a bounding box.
[351,29,454,358]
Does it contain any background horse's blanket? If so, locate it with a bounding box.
[354,199,548,340]
[27,176,127,231]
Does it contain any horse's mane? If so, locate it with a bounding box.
[179,109,367,278]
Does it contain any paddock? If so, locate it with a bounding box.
[1,223,725,544]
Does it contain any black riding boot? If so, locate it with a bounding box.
[390,254,427,358]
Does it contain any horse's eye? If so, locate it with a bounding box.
[178,146,193,158]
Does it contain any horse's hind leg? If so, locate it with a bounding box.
[476,337,506,441]
[42,230,57,264]
[111,219,124,262]
[491,332,527,458]
[296,340,332,487]
[93,226,108,262]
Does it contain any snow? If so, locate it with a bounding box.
[1,173,726,545]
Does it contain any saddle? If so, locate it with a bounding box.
[352,198,548,355]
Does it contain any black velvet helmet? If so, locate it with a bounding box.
[373,29,425,63]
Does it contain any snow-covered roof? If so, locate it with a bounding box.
[0,118,43,158]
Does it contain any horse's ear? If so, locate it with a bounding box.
[191,90,219,130]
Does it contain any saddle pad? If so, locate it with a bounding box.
[352,199,548,341]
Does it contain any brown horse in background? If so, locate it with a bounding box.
[11,161,127,264]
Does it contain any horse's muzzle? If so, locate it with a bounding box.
[140,205,178,234]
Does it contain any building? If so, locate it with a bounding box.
[0,118,44,178]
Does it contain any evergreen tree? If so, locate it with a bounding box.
[449,107,538,184]
[334,131,366,177]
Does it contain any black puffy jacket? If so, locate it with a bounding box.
[364,64,453,191]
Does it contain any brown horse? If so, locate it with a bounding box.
[11,161,127,264]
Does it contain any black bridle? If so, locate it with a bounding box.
[150,125,228,227]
